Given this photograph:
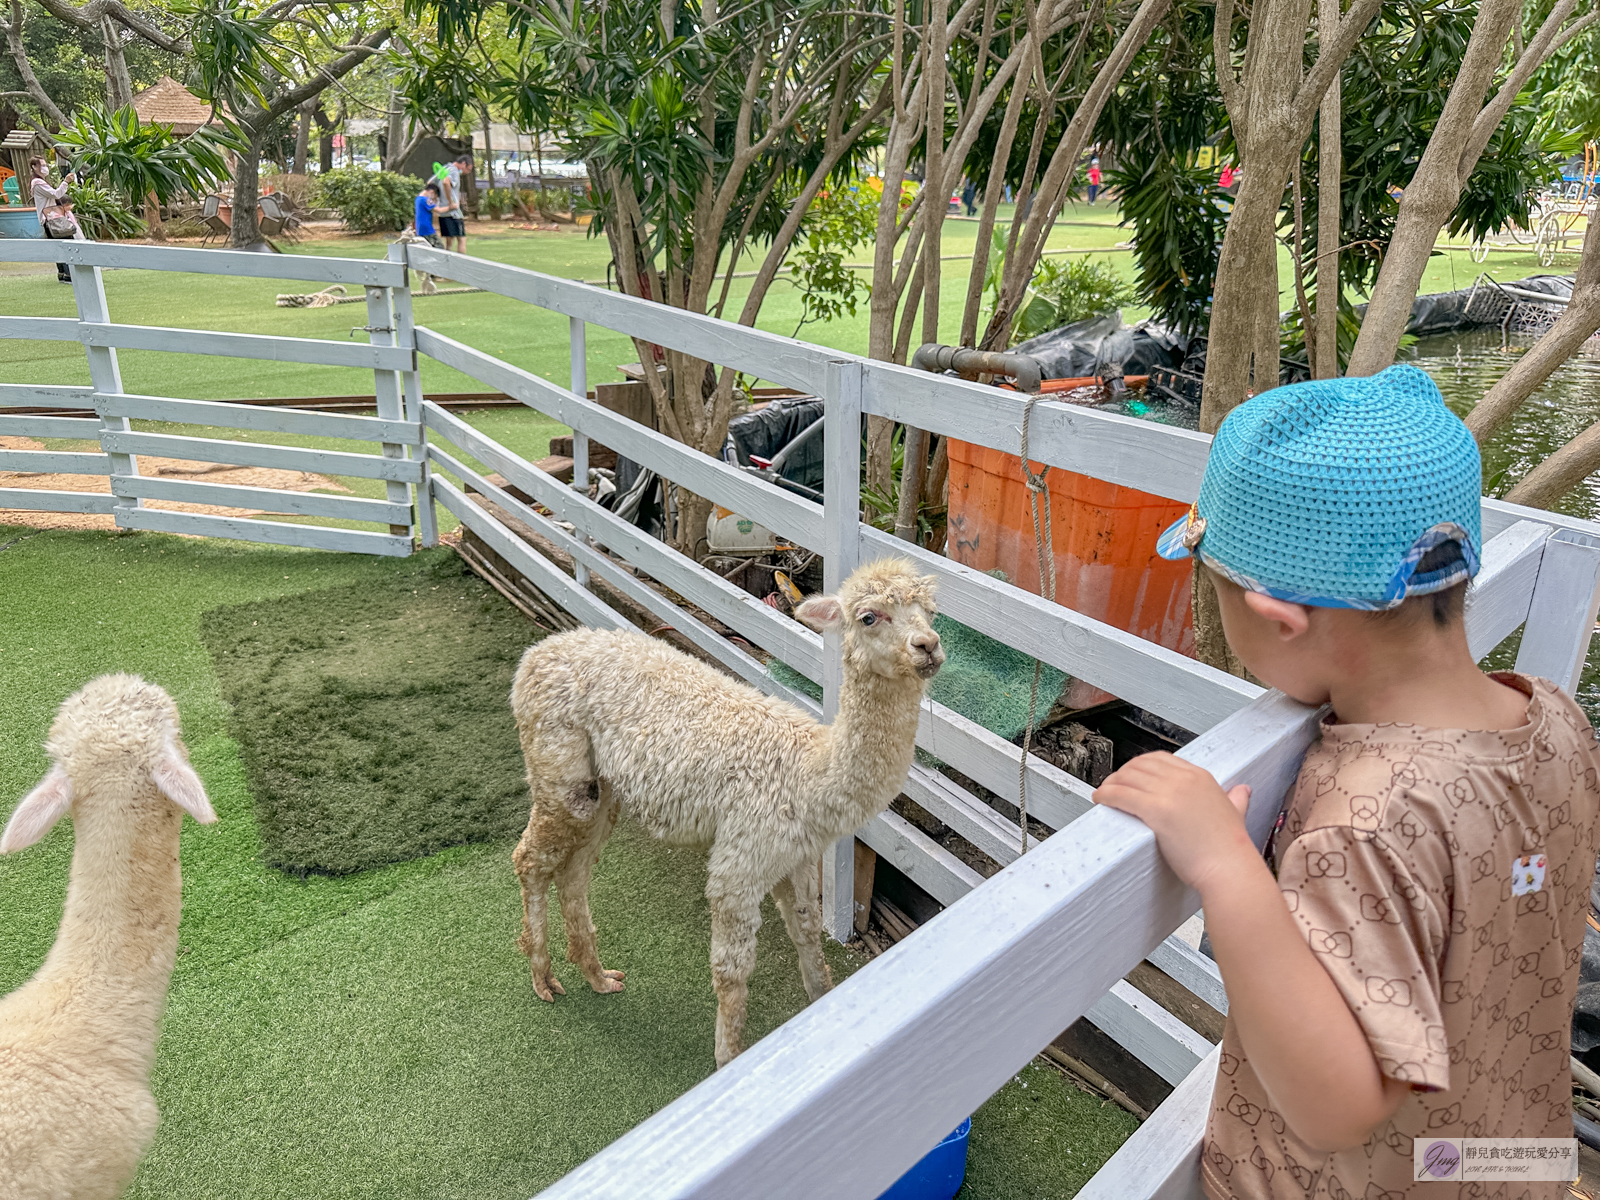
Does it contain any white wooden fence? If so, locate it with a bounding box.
[4,240,1599,1198]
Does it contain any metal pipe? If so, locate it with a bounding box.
[766,414,825,477]
[911,344,1043,393]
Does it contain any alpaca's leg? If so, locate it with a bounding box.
[556,784,625,994]
[707,887,763,1067]
[512,723,595,1002]
[771,860,833,1003]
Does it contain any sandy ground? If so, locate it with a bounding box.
[0,434,352,532]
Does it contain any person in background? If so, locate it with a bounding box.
[1086,157,1102,205]
[413,181,442,247]
[31,156,82,284]
[1219,161,1236,190]
[438,153,472,254]
[962,177,977,216]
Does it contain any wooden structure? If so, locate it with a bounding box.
[2,239,1599,1197]
[1,128,47,207]
[129,76,218,135]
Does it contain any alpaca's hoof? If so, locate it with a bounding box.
[589,968,626,995]
[532,970,567,1002]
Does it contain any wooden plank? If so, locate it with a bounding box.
[1086,981,1214,1086]
[1146,936,1227,1017]
[863,363,1212,504]
[1463,519,1549,660]
[94,394,420,445]
[861,526,1262,734]
[365,285,414,534]
[98,431,423,483]
[901,763,1039,866]
[109,474,411,524]
[822,359,866,941]
[459,476,822,719]
[112,506,412,556]
[0,316,80,342]
[422,405,824,674]
[917,699,1094,831]
[431,474,626,631]
[1515,529,1600,694]
[0,415,102,438]
[0,489,117,514]
[77,322,412,372]
[70,265,138,510]
[0,450,111,474]
[1483,497,1600,543]
[406,245,831,394]
[0,384,95,410]
[1074,1048,1217,1200]
[386,244,437,549]
[854,809,985,908]
[0,240,406,287]
[414,326,825,551]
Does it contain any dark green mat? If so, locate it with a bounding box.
[200,550,539,875]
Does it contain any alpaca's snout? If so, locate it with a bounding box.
[910,629,945,678]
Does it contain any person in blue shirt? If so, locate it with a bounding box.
[414,182,442,246]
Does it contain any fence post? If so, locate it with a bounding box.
[364,277,414,544]
[570,316,591,588]
[821,358,865,942]
[387,244,436,547]
[1515,528,1600,694]
[69,261,136,513]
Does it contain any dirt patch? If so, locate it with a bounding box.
[0,436,353,532]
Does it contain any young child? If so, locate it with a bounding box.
[413,181,442,248]
[1095,363,1600,1198]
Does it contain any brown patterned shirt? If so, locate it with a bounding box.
[1201,674,1600,1200]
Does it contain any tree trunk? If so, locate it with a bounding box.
[293,104,311,175]
[1314,0,1341,379]
[1343,0,1524,375]
[1504,417,1600,510]
[384,88,403,171]
[229,127,265,247]
[481,107,494,194]
[317,104,334,173]
[100,15,133,110]
[144,190,164,240]
[1467,215,1600,441]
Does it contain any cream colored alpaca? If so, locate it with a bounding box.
[510,557,944,1066]
[0,675,217,1200]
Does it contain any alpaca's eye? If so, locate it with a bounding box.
[860,612,876,626]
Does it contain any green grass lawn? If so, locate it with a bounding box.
[0,525,1139,1199]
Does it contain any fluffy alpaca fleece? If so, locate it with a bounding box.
[510,557,944,1065]
[0,675,216,1200]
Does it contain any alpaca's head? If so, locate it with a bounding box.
[0,674,216,854]
[795,558,944,682]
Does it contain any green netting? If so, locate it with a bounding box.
[767,612,1069,744]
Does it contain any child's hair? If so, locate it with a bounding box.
[29,155,47,176]
[1373,541,1469,628]
[423,182,440,195]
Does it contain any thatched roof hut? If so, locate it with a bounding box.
[131,77,217,135]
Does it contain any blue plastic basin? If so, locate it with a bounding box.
[876,1117,972,1200]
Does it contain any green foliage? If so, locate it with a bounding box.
[483,187,512,219]
[312,167,424,233]
[1013,256,1138,341]
[789,182,877,334]
[860,424,944,544]
[0,7,183,126]
[64,182,146,239]
[1113,157,1229,335]
[170,0,291,109]
[55,105,238,208]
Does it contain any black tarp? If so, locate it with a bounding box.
[1010,313,1190,382]
[721,395,826,493]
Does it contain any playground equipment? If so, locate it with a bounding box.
[2,240,1599,1199]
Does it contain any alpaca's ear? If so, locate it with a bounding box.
[1,766,73,853]
[794,595,845,631]
[152,745,217,825]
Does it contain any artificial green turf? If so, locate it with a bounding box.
[0,525,1139,1199]
[200,550,537,875]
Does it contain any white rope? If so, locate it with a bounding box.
[1016,392,1057,856]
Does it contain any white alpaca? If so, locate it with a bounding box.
[510,557,944,1065]
[0,675,217,1200]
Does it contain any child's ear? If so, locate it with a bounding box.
[1242,591,1312,640]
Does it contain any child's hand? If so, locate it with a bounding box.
[1093,752,1255,896]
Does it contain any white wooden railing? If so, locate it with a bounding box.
[4,239,1600,1197]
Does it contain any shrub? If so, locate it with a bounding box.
[483,187,513,219]
[535,187,571,220]
[1012,256,1139,342]
[260,172,313,211]
[65,182,145,240]
[312,167,422,233]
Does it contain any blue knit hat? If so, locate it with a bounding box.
[1156,364,1481,610]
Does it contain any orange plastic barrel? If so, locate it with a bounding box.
[945,439,1195,709]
